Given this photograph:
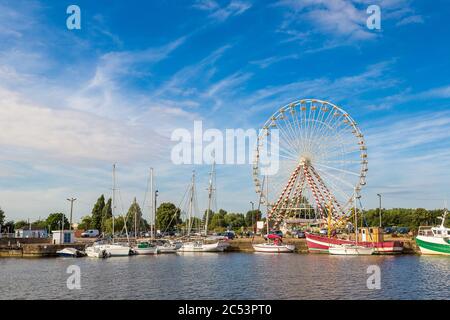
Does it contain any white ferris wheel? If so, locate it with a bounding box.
[253,99,368,228]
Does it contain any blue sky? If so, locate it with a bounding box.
[1,0,450,222]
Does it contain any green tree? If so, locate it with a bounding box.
[101,198,112,231]
[0,207,5,226]
[32,219,47,229]
[2,221,15,233]
[103,216,125,235]
[45,213,69,231]
[156,202,181,232]
[209,213,225,230]
[245,210,262,228]
[91,195,105,231]
[78,215,93,230]
[126,198,146,233]
[14,220,29,229]
[224,213,246,230]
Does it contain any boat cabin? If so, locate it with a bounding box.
[357,227,384,243]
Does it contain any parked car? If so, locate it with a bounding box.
[292,230,306,238]
[397,227,409,234]
[81,229,99,238]
[222,231,235,240]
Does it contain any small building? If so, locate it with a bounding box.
[52,230,75,244]
[15,227,48,238]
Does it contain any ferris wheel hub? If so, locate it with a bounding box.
[300,156,311,166]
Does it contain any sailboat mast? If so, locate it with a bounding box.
[266,175,269,235]
[354,187,358,245]
[112,164,116,241]
[205,161,215,236]
[188,171,195,236]
[150,168,154,239]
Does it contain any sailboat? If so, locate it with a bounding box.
[178,164,229,253]
[252,175,295,253]
[328,189,374,256]
[87,164,131,257]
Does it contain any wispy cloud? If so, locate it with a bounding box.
[193,0,252,22]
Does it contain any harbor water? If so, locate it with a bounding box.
[0,253,448,300]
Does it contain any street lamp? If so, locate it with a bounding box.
[66,198,76,231]
[377,193,382,228]
[154,190,159,237]
[250,201,255,234]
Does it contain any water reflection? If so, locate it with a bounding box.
[0,254,448,299]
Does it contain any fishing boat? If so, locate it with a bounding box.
[305,232,402,254]
[329,244,374,255]
[85,245,109,258]
[306,191,402,254]
[416,209,450,255]
[133,241,158,255]
[56,247,85,257]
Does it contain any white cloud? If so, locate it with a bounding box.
[193,0,252,22]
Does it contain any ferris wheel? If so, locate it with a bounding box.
[253,99,368,227]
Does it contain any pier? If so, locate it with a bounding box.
[0,236,419,257]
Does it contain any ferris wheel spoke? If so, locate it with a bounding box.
[314,163,361,177]
[315,166,355,191]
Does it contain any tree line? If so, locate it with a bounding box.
[1,202,448,234]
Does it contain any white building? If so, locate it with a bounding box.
[52,230,75,244]
[15,227,48,238]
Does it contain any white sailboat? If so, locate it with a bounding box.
[178,164,229,253]
[329,189,374,256]
[252,175,295,253]
[87,164,131,257]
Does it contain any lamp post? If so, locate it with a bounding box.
[154,190,159,237]
[66,198,76,231]
[250,201,255,234]
[377,193,382,228]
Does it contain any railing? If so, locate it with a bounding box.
[0,233,15,238]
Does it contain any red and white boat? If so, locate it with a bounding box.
[305,232,403,254]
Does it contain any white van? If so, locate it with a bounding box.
[81,229,99,238]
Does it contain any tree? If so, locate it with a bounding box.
[14,220,29,230]
[245,210,262,228]
[45,213,69,231]
[101,198,112,231]
[126,198,145,234]
[78,215,92,230]
[103,217,124,235]
[0,207,5,226]
[209,213,225,230]
[91,195,105,231]
[2,221,15,233]
[156,202,181,232]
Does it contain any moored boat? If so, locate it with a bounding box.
[416,209,450,255]
[133,241,158,255]
[85,245,109,258]
[329,244,374,255]
[305,232,403,254]
[253,234,295,253]
[252,243,295,253]
[56,247,85,257]
[178,240,228,252]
